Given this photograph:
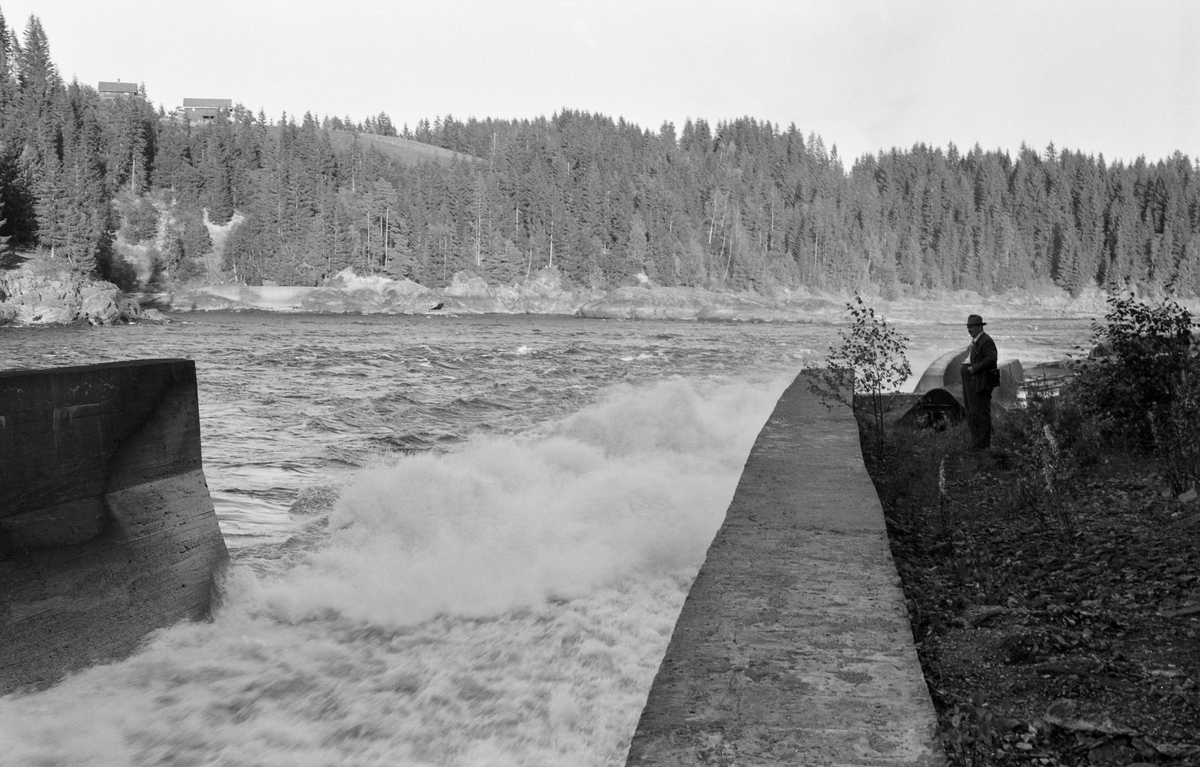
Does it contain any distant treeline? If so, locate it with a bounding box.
[2,11,1198,296]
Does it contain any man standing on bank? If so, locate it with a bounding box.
[961,314,999,449]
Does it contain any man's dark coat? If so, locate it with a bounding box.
[965,331,998,392]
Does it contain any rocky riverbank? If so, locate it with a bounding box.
[6,260,1193,328]
[153,268,1136,325]
[0,259,164,327]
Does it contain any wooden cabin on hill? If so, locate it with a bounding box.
[181,98,232,123]
[98,81,139,99]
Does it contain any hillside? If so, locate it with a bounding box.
[2,12,1198,301]
[324,129,480,166]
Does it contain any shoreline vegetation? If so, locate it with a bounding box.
[851,294,1199,767]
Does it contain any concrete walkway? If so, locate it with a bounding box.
[625,376,943,766]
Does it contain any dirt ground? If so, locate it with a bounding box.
[864,406,1200,766]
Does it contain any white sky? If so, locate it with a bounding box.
[2,0,1196,165]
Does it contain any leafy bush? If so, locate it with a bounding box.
[1066,294,1194,440]
[1061,293,1199,491]
[803,294,911,458]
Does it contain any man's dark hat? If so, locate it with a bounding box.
[967,314,986,326]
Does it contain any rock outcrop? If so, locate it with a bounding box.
[439,268,591,314]
[0,258,149,326]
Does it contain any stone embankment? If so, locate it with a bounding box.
[625,375,942,766]
[0,359,229,694]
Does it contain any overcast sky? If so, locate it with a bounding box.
[2,0,1196,164]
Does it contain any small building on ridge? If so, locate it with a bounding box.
[181,98,232,123]
[99,81,140,99]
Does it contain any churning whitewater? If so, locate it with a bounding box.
[1,376,782,766]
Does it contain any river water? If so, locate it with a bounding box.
[0,311,1090,766]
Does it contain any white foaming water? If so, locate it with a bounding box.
[0,377,785,766]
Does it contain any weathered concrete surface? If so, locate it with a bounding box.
[0,359,228,694]
[625,376,942,766]
[912,347,969,396]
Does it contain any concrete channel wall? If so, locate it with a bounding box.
[0,359,228,695]
[625,375,942,766]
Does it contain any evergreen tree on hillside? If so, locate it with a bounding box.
[99,86,156,194]
[14,16,60,131]
[198,113,235,224]
[229,106,265,208]
[0,11,25,251]
[0,14,57,247]
[43,81,109,274]
[13,16,62,201]
[153,118,201,203]
[374,111,397,137]
[0,10,15,123]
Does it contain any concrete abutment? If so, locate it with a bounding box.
[0,359,228,694]
[626,375,943,766]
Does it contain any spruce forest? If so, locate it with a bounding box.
[2,12,1199,298]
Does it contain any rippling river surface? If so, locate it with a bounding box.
[0,312,1089,766]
